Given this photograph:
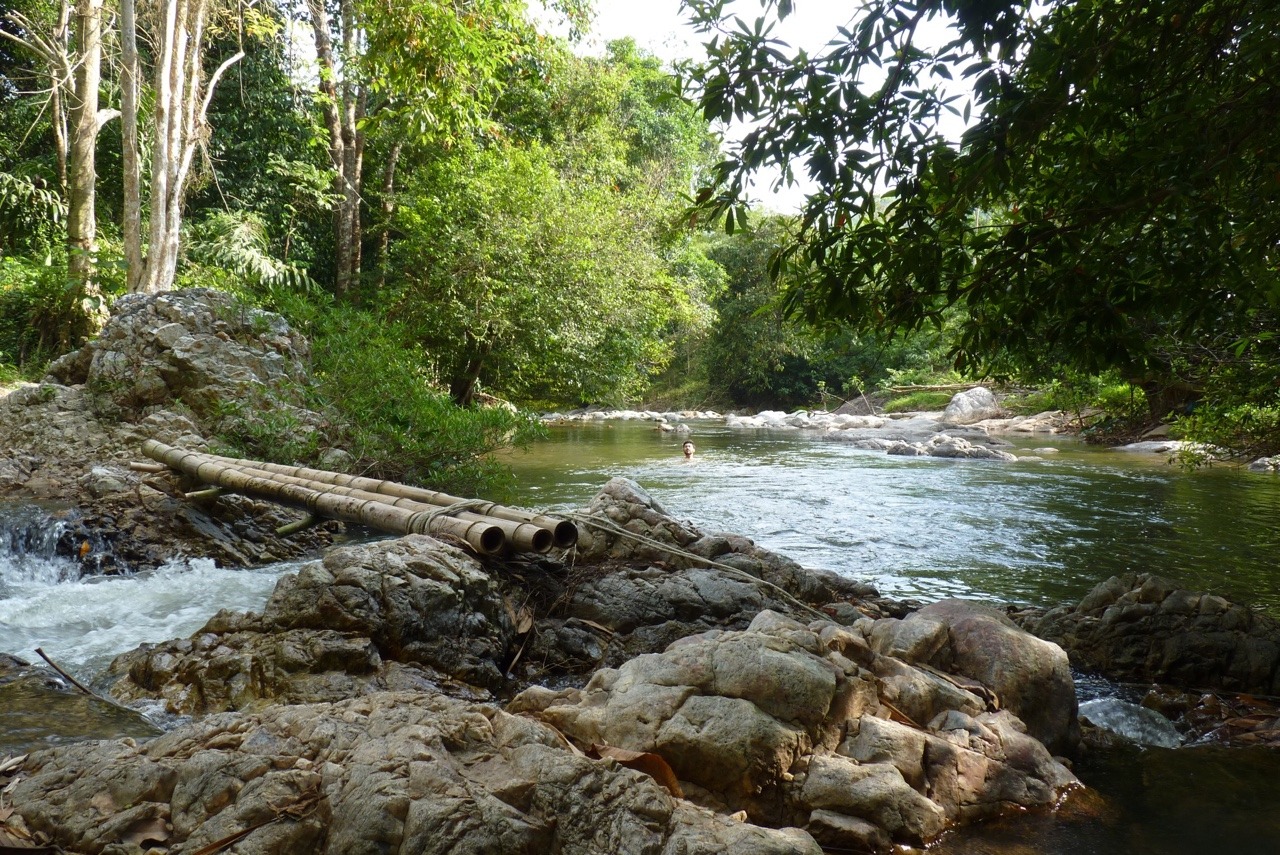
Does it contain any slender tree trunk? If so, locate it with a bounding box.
[306,0,364,298]
[120,0,143,291]
[376,139,403,291]
[65,0,107,339]
[135,0,242,294]
[51,1,70,194]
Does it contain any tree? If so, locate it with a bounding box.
[391,143,681,406]
[2,0,113,338]
[301,0,589,298]
[682,0,1280,421]
[125,0,247,294]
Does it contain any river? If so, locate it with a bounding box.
[3,419,1280,852]
[497,420,1280,615]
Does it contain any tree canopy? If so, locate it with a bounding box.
[682,0,1280,426]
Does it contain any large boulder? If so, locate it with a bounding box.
[45,288,312,427]
[942,387,1002,425]
[870,600,1079,755]
[514,610,1077,849]
[1025,573,1280,695]
[9,690,819,855]
[108,535,517,713]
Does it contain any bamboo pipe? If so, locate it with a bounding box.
[142,441,505,554]
[184,455,553,553]
[189,448,577,548]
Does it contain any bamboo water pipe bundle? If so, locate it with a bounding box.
[142,441,505,554]
[176,446,577,548]
[141,440,576,554]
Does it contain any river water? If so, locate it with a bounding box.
[3,419,1280,851]
[497,420,1280,615]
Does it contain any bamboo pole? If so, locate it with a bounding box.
[186,448,577,548]
[142,440,505,554]
[188,456,553,553]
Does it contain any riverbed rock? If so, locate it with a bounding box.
[107,535,516,714]
[1248,456,1279,473]
[10,689,819,855]
[1026,573,1280,695]
[514,610,1077,848]
[870,601,1079,755]
[942,387,1002,425]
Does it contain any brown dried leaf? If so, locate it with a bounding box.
[570,618,615,637]
[591,745,684,798]
[515,606,535,636]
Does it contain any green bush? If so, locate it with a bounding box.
[882,391,954,413]
[224,289,542,496]
[0,256,69,372]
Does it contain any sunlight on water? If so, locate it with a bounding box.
[499,421,1280,613]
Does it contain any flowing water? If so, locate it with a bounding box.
[4,419,1280,851]
[497,420,1280,614]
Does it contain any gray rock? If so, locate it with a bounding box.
[942,387,1002,425]
[516,610,1076,846]
[1026,573,1280,695]
[11,690,819,855]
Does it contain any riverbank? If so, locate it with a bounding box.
[3,289,1279,853]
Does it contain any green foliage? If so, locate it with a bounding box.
[683,0,1280,432]
[882,391,953,413]
[0,255,76,369]
[391,142,682,406]
[699,215,960,410]
[182,211,319,300]
[0,170,65,257]
[237,291,541,495]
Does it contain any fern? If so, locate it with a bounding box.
[185,210,318,296]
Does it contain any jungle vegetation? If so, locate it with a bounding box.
[2,0,1276,486]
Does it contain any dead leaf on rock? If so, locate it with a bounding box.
[589,744,684,798]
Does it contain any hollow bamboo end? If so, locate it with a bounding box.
[552,520,578,549]
[477,526,505,554]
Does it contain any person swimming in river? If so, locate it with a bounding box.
[682,440,695,459]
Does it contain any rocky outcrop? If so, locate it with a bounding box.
[869,600,1079,755]
[0,289,333,569]
[107,535,517,713]
[515,610,1078,850]
[12,477,1084,854]
[942,387,1002,425]
[10,690,818,855]
[1026,574,1280,695]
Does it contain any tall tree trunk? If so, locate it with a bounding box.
[136,0,242,294]
[306,0,364,298]
[65,0,106,339]
[51,1,70,194]
[120,0,143,291]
